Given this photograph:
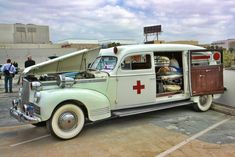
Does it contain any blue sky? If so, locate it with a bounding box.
[0,0,234,44]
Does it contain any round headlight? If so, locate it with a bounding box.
[31,81,42,90]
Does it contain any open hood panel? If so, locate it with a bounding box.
[23,47,100,76]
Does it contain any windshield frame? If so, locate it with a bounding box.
[89,56,118,72]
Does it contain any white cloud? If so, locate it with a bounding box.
[0,0,234,43]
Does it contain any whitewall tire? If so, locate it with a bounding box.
[193,95,213,112]
[48,103,85,140]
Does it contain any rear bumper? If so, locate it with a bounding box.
[10,99,41,124]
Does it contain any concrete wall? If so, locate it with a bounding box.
[229,41,235,50]
[0,23,50,44]
[13,24,50,44]
[214,70,235,107]
[0,48,77,69]
[0,24,14,44]
[0,43,62,49]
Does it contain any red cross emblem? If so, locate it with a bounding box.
[133,80,145,94]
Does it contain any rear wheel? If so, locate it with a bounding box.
[47,103,85,140]
[193,95,213,112]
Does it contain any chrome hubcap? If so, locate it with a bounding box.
[58,112,78,131]
[199,95,208,106]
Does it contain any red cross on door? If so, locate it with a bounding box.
[133,80,145,94]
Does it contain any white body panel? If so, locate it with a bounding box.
[37,87,111,121]
[10,44,224,140]
[116,72,156,109]
[20,44,222,123]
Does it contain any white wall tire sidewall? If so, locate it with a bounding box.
[197,95,213,111]
[51,104,84,139]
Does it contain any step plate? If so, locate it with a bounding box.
[112,100,194,117]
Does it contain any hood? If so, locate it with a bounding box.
[23,47,100,76]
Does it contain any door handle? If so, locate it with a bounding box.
[199,75,205,77]
[206,70,211,72]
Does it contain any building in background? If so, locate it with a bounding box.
[165,40,199,45]
[56,39,99,49]
[0,23,74,68]
[100,39,137,48]
[0,23,50,44]
[0,24,102,68]
[144,40,199,45]
[211,39,235,50]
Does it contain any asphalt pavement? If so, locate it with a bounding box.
[0,75,21,127]
[0,75,235,157]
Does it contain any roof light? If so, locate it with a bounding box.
[113,47,118,54]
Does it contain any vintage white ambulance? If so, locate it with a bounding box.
[10,44,224,139]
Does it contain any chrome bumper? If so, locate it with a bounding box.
[10,99,41,124]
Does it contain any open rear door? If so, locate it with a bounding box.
[189,50,224,96]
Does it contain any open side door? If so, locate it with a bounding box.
[189,50,224,96]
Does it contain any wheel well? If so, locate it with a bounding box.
[54,100,89,120]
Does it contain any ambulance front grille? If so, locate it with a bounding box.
[21,79,30,105]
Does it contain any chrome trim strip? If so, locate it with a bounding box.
[10,99,42,124]
[10,107,41,124]
[42,81,57,86]
[77,78,106,84]
[41,78,107,86]
[115,73,155,77]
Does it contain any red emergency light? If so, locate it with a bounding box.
[213,52,220,60]
[113,47,118,54]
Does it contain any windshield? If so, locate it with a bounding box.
[90,56,117,72]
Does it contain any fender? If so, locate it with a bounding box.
[191,96,200,104]
[37,88,111,121]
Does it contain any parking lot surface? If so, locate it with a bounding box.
[0,76,235,157]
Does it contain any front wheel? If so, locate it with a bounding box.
[193,95,213,112]
[47,103,85,140]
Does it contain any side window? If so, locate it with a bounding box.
[121,54,151,70]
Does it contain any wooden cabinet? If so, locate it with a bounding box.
[191,65,224,96]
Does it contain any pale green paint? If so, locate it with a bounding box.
[37,87,111,121]
[105,77,117,109]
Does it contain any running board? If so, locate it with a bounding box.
[112,100,195,117]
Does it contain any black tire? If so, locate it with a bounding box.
[32,121,46,127]
[47,103,85,140]
[193,95,213,112]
